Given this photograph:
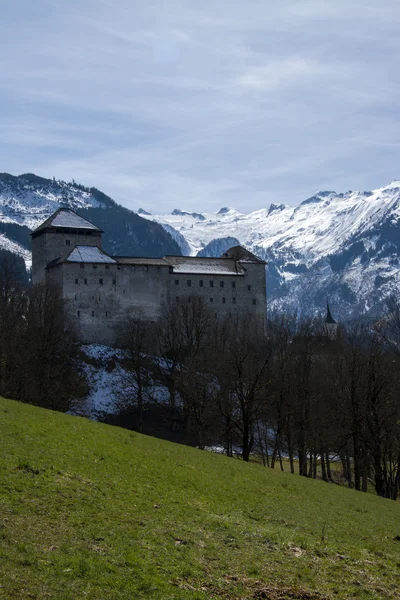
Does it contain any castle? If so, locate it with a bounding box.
[31,208,267,344]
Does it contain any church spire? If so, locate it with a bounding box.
[324,302,338,339]
[325,302,337,325]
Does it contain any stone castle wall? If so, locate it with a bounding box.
[47,262,170,344]
[36,218,267,345]
[168,267,266,323]
[46,260,267,345]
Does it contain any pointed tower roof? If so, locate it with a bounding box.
[31,208,102,234]
[325,303,337,324]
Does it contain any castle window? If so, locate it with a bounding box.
[210,297,213,303]
[77,310,80,318]
[210,281,214,288]
[80,264,84,269]
[105,311,108,317]
[252,299,257,305]
[188,297,191,302]
[233,297,236,304]
[75,278,78,284]
[99,278,103,285]
[220,281,224,288]
[66,239,71,246]
[199,280,203,287]
[92,311,95,317]
[84,279,87,285]
[232,281,236,289]
[248,285,251,291]
[93,265,97,269]
[175,279,179,285]
[222,297,226,304]
[176,296,180,303]
[113,278,116,285]
[187,280,191,287]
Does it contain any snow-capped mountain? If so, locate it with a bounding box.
[140,182,400,317]
[2,172,399,317]
[0,173,181,271]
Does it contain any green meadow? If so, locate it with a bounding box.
[0,397,399,599]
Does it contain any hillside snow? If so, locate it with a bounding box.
[75,344,171,419]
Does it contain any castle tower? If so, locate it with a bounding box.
[324,303,338,339]
[221,245,267,333]
[31,208,103,284]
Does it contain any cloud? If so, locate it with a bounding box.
[1,0,400,212]
[235,58,326,92]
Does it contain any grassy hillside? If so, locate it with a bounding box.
[0,398,399,600]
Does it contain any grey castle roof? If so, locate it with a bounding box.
[32,208,102,234]
[115,257,169,266]
[66,246,116,264]
[47,245,262,273]
[46,245,116,268]
[164,256,245,275]
[113,255,251,274]
[39,207,264,274]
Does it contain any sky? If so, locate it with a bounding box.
[1,0,400,214]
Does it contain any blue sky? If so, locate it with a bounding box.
[1,0,400,213]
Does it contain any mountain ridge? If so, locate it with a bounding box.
[1,172,399,317]
[139,181,400,317]
[0,173,181,269]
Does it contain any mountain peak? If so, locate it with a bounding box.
[18,173,52,185]
[171,209,205,221]
[380,180,400,193]
[300,191,337,207]
[217,207,236,215]
[267,203,286,215]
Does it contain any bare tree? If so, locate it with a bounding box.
[176,352,219,449]
[360,330,400,499]
[153,296,214,428]
[378,295,400,357]
[214,316,272,462]
[115,312,156,432]
[17,282,87,411]
[265,312,297,472]
[0,253,27,398]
